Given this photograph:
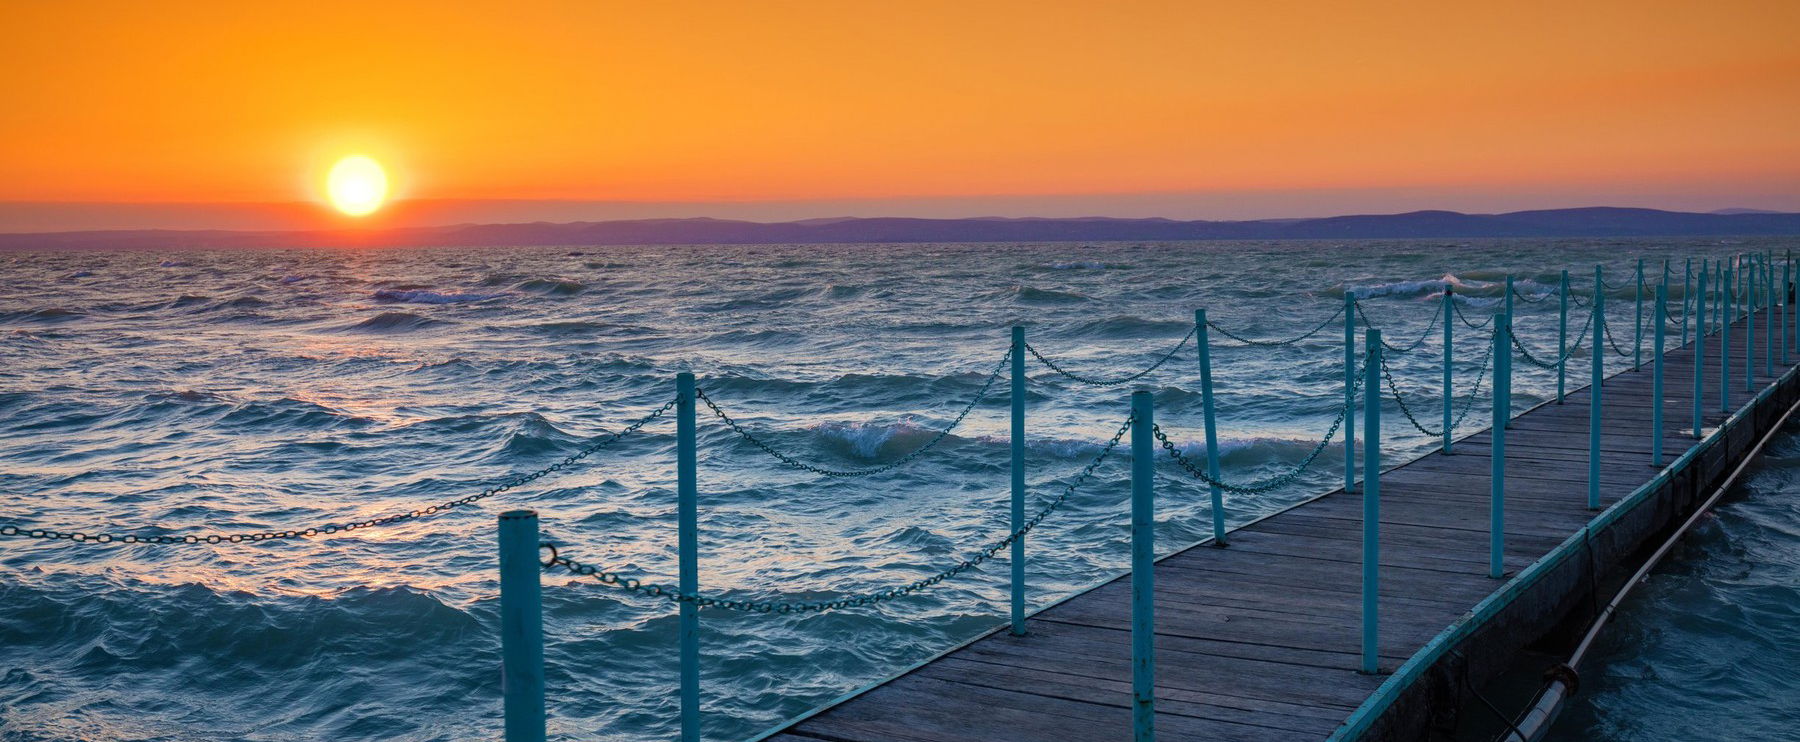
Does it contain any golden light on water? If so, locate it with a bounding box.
[325,155,389,217]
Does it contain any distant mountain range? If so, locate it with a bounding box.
[4,207,1799,250]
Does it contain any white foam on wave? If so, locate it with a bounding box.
[1050,261,1108,270]
[812,420,936,459]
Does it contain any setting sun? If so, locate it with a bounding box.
[325,155,388,217]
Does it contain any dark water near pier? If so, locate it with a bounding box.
[0,237,1790,740]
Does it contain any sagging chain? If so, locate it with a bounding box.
[1025,326,1195,387]
[1151,367,1360,495]
[1205,304,1346,347]
[1354,298,1442,354]
[1508,285,1555,304]
[1510,305,1595,369]
[0,399,677,545]
[1381,339,1494,437]
[695,349,1010,478]
[542,415,1133,613]
[1453,300,1497,330]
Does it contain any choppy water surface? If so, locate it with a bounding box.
[1547,418,1800,741]
[0,238,1786,741]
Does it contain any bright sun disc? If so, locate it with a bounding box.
[326,155,388,216]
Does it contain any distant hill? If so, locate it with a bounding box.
[4,206,1799,250]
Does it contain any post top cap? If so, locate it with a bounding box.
[498,509,538,519]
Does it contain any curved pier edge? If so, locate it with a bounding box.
[1327,359,1800,741]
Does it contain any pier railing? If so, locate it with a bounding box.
[6,250,1796,742]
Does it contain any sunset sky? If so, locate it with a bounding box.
[2,1,1797,231]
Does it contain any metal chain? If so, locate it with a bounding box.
[1205,304,1346,347]
[542,415,1134,613]
[1509,285,1555,304]
[1452,300,1497,330]
[1599,313,1639,357]
[1381,339,1494,436]
[1510,305,1595,369]
[1151,367,1360,495]
[1354,298,1442,354]
[1024,326,1195,387]
[0,399,677,545]
[694,350,1009,478]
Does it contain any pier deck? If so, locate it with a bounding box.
[766,309,1798,741]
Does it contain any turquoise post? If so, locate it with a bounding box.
[1682,257,1692,348]
[1362,329,1381,673]
[675,372,700,742]
[1634,258,1644,370]
[1491,313,1509,578]
[1557,270,1569,403]
[1746,260,1755,391]
[1129,390,1157,742]
[498,509,546,742]
[1010,326,1027,636]
[1790,250,1797,359]
[1196,310,1226,546]
[1782,255,1790,364]
[1723,265,1733,411]
[1694,269,1706,439]
[1652,285,1666,467]
[1590,267,1604,511]
[1765,255,1774,378]
[1345,290,1357,494]
[1505,274,1514,320]
[1442,286,1454,452]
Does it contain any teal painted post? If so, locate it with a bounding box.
[1557,270,1569,403]
[1723,265,1733,411]
[1782,256,1790,364]
[675,372,700,742]
[1010,326,1027,636]
[1765,255,1774,377]
[1790,250,1797,359]
[1652,286,1666,467]
[1195,310,1226,546]
[1362,329,1381,673]
[498,510,546,742]
[1345,291,1357,494]
[1694,269,1706,439]
[1746,261,1755,391]
[1129,390,1157,742]
[1442,287,1454,452]
[1634,258,1644,370]
[1491,313,1509,578]
[1590,267,1604,511]
[1505,274,1514,320]
[1682,258,1692,348]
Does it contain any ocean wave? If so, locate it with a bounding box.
[343,311,452,333]
[1007,285,1092,303]
[0,307,83,323]
[1049,260,1110,270]
[810,420,956,460]
[372,289,505,304]
[514,278,586,296]
[1068,315,1193,337]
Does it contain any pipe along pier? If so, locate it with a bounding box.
[8,253,1797,741]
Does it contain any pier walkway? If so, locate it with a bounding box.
[764,306,1798,742]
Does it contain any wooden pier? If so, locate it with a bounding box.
[761,308,1800,742]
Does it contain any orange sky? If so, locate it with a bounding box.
[2,1,1798,228]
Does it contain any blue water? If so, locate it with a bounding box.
[1547,418,1800,741]
[0,238,1785,741]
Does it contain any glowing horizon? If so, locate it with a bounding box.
[2,1,1797,230]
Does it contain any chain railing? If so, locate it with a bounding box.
[695,349,1010,478]
[0,399,676,544]
[1205,303,1346,347]
[1355,298,1443,354]
[1510,306,1595,369]
[1381,339,1495,437]
[1452,299,1498,330]
[1024,325,1195,387]
[1150,364,1361,495]
[541,414,1132,613]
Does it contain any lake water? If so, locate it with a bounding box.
[0,237,1789,740]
